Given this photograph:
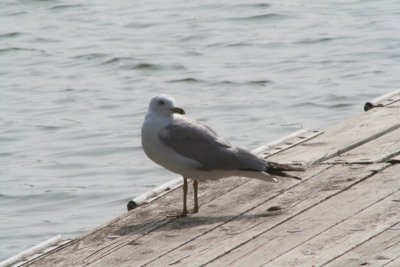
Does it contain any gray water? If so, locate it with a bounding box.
[1,0,400,260]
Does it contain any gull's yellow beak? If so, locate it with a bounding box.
[170,107,185,115]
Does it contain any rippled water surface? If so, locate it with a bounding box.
[1,0,400,260]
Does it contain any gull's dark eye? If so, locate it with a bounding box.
[158,100,165,106]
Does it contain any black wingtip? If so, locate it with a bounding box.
[265,161,304,180]
[283,173,302,181]
[267,162,305,172]
[291,167,305,172]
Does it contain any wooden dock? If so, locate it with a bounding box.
[19,90,400,267]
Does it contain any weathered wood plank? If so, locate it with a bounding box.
[325,127,400,164]
[266,194,400,266]
[91,164,386,267]
[206,164,399,267]
[255,129,323,158]
[267,107,400,165]
[383,255,400,267]
[24,176,251,267]
[324,223,400,267]
[85,167,325,267]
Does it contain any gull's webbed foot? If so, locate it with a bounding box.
[167,210,188,218]
[189,207,199,214]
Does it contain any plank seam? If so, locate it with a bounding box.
[381,254,400,267]
[383,237,400,251]
[388,158,400,164]
[323,148,400,165]
[262,130,323,159]
[253,129,311,155]
[263,182,400,266]
[201,164,390,266]
[320,221,400,266]
[315,122,400,165]
[378,150,400,164]
[82,219,173,265]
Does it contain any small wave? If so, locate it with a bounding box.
[331,103,354,109]
[125,62,186,71]
[210,80,236,85]
[132,63,162,70]
[101,56,136,65]
[73,53,111,60]
[4,11,27,17]
[101,57,185,71]
[0,136,15,142]
[167,78,205,83]
[125,22,159,29]
[0,191,77,214]
[232,3,271,9]
[311,59,358,65]
[225,42,253,48]
[0,32,22,39]
[229,13,284,22]
[60,88,90,93]
[30,37,61,43]
[49,4,85,10]
[178,34,205,42]
[296,37,337,45]
[36,125,65,132]
[65,145,134,157]
[96,104,120,110]
[293,101,354,109]
[249,80,272,85]
[0,47,46,54]
[322,94,350,102]
[207,41,253,48]
[210,79,272,86]
[45,162,87,170]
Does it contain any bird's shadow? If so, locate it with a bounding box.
[115,211,282,236]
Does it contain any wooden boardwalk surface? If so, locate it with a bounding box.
[21,90,400,267]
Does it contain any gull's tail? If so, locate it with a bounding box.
[265,162,304,180]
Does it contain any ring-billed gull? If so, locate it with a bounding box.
[141,94,304,217]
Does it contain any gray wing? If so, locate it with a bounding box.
[158,117,267,171]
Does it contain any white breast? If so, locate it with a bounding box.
[141,113,201,177]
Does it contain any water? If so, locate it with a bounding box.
[1,0,400,260]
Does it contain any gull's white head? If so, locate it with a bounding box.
[148,94,185,116]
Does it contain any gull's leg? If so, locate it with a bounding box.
[181,177,188,216]
[168,177,188,218]
[191,179,199,214]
